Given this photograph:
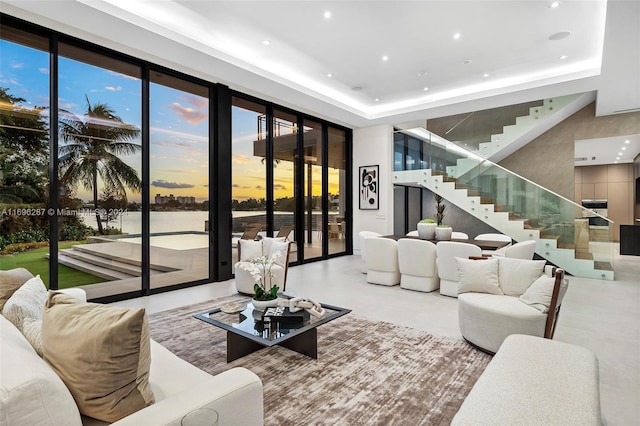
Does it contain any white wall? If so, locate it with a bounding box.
[352,124,394,254]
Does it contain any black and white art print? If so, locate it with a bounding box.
[359,165,379,210]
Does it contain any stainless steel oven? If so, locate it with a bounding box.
[581,199,608,226]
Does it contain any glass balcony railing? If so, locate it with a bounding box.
[393,128,614,280]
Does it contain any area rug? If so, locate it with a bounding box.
[148,296,492,426]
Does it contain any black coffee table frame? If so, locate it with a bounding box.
[194,300,350,362]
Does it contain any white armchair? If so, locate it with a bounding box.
[365,237,400,286]
[398,239,438,292]
[234,237,291,295]
[358,231,382,273]
[436,241,481,297]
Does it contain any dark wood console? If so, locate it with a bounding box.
[620,225,640,256]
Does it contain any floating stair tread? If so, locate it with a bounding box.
[594,261,614,271]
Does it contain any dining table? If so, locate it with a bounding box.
[381,235,511,251]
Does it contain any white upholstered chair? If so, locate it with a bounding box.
[475,233,512,256]
[493,239,537,259]
[234,237,291,295]
[436,241,482,297]
[359,230,382,273]
[398,239,438,292]
[365,237,400,286]
[405,230,419,237]
[451,231,469,239]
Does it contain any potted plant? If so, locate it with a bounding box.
[237,251,283,311]
[417,218,436,240]
[434,194,452,240]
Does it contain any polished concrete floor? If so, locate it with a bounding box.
[113,248,640,426]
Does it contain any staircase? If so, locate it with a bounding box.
[445,93,594,162]
[394,127,614,281]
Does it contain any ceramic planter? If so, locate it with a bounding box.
[435,226,452,241]
[417,222,436,240]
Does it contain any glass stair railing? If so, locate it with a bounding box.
[393,128,614,280]
[426,93,587,161]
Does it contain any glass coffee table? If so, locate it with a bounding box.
[193,298,351,362]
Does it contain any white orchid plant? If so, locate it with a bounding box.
[238,250,283,301]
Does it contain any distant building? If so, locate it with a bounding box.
[154,193,195,205]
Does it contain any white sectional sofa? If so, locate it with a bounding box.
[0,269,263,426]
[453,334,601,425]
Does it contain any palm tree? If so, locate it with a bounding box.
[58,95,141,234]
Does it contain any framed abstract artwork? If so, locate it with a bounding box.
[359,165,379,210]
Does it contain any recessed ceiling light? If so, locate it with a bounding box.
[618,152,623,156]
[382,55,389,62]
[614,161,618,163]
[327,73,333,78]
[375,98,380,102]
[263,40,271,46]
[423,87,429,91]
[549,1,560,8]
[622,147,627,150]
[483,73,490,78]
[625,140,630,144]
[323,11,331,19]
[559,55,568,60]
[549,31,571,41]
[463,59,472,65]
[453,33,461,40]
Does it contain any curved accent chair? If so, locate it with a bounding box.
[398,239,438,292]
[365,237,400,286]
[493,239,537,259]
[436,241,481,297]
[358,231,382,273]
[405,230,419,237]
[475,233,512,256]
[235,237,291,295]
[458,262,568,354]
[451,231,469,239]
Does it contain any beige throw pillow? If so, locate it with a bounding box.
[456,257,503,295]
[42,292,154,423]
[0,267,35,311]
[519,274,569,313]
[2,275,48,332]
[497,257,546,296]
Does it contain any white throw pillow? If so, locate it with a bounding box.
[519,274,563,313]
[239,239,263,261]
[2,275,48,332]
[269,240,290,266]
[455,257,503,295]
[497,257,546,296]
[262,237,286,256]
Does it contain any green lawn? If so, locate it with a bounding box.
[0,241,107,289]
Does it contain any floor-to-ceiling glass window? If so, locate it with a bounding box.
[273,109,297,262]
[149,71,210,289]
[302,119,323,260]
[231,97,267,264]
[57,43,142,298]
[327,126,347,255]
[0,28,51,285]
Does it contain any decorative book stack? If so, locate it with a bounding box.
[262,306,309,324]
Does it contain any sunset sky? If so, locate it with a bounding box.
[1,37,339,204]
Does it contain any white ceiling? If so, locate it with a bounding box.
[575,135,640,166]
[3,0,639,162]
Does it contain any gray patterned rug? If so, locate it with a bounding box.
[148,296,491,426]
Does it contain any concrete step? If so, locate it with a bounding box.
[57,253,135,281]
[61,248,143,276]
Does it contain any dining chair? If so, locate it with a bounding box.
[398,239,438,292]
[365,237,400,286]
[358,231,382,273]
[436,241,482,297]
[475,233,512,256]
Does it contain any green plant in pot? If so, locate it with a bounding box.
[417,218,436,240]
[434,194,452,240]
